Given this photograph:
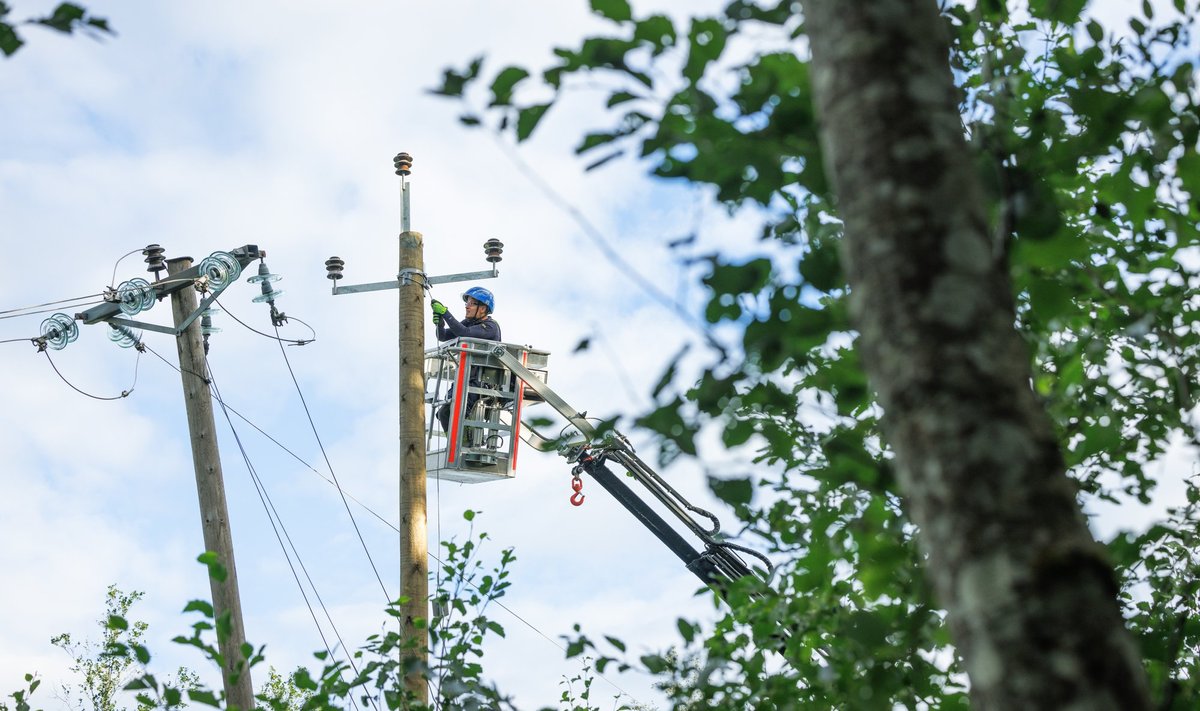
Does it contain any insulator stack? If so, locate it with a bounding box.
[143,244,166,280]
[199,251,243,291]
[107,322,142,349]
[325,256,345,281]
[201,308,222,335]
[40,313,79,350]
[483,238,504,264]
[393,152,413,176]
[248,261,285,304]
[116,278,156,315]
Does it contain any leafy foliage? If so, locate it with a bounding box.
[0,2,112,57]
[433,0,1200,706]
[3,514,552,711]
[50,585,198,711]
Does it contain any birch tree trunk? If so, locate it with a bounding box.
[800,1,1151,707]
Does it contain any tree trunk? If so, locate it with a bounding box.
[800,1,1151,707]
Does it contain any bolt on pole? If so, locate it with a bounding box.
[166,257,255,711]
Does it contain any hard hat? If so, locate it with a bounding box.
[462,286,495,313]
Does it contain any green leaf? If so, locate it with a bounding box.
[107,614,129,631]
[36,3,85,32]
[676,618,696,643]
[633,14,676,55]
[188,689,221,707]
[798,238,842,292]
[590,0,631,23]
[683,18,728,82]
[197,552,228,582]
[709,476,753,506]
[428,56,483,97]
[516,103,551,142]
[1030,0,1087,24]
[640,653,670,673]
[489,66,530,107]
[604,635,627,652]
[182,600,214,617]
[0,23,23,56]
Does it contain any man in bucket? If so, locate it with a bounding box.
[431,286,501,433]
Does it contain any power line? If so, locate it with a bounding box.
[270,322,392,604]
[0,299,105,321]
[143,341,633,701]
[42,348,140,401]
[494,138,725,357]
[0,293,106,318]
[216,297,316,345]
[207,361,372,711]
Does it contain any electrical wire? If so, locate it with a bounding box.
[207,361,372,711]
[109,247,144,288]
[42,348,140,400]
[0,336,36,345]
[216,297,316,345]
[494,139,726,357]
[142,343,211,384]
[0,299,106,321]
[0,293,106,318]
[270,322,392,604]
[143,343,630,701]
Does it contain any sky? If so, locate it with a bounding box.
[0,1,754,708]
[0,1,1194,709]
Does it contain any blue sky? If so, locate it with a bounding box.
[1,0,1193,708]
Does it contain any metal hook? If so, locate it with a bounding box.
[570,475,585,506]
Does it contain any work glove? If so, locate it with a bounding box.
[431,312,441,325]
[431,300,448,316]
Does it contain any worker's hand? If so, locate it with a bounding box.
[431,300,448,316]
[431,312,442,325]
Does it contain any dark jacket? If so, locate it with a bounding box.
[436,313,502,342]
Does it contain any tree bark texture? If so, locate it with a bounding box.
[800,1,1150,708]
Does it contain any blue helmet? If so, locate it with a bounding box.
[462,286,495,313]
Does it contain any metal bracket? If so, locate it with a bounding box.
[490,347,597,443]
[333,265,498,295]
[101,283,226,337]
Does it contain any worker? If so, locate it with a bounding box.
[431,286,501,342]
[431,286,501,434]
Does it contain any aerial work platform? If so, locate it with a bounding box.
[424,337,549,483]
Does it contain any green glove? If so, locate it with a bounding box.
[431,300,448,316]
[431,312,441,325]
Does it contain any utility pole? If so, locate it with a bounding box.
[325,152,501,704]
[167,257,256,711]
[396,178,431,701]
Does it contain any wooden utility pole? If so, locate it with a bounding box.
[397,228,430,701]
[325,153,499,705]
[167,257,256,711]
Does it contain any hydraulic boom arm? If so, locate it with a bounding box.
[490,346,772,597]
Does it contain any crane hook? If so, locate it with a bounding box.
[570,475,585,506]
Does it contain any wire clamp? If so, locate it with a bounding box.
[398,267,427,287]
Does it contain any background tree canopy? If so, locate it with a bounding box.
[434,0,1200,707]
